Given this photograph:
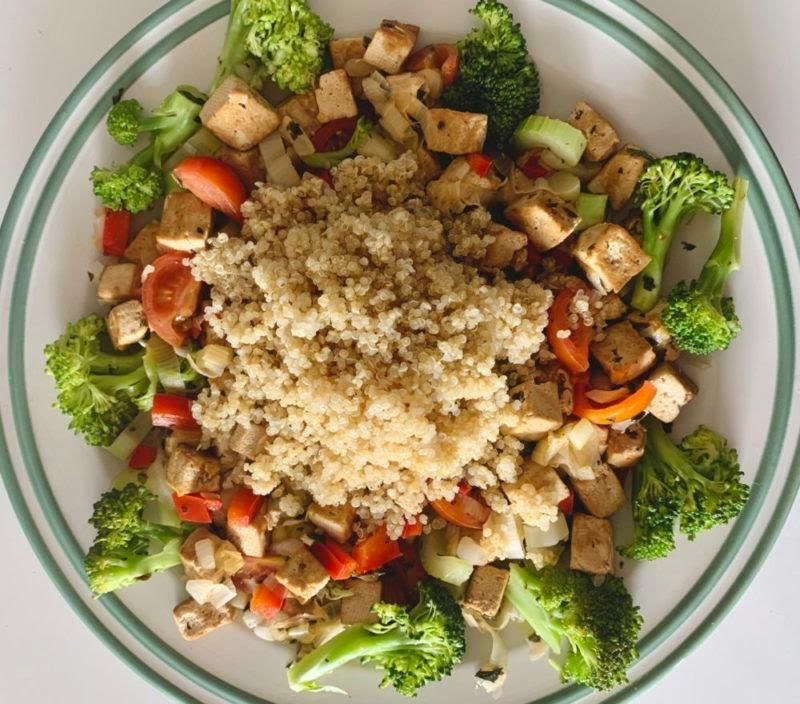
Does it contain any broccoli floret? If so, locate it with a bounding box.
[621,418,749,559]
[44,314,157,447]
[662,176,748,354]
[505,564,642,692]
[92,86,206,213]
[631,153,735,313]
[442,0,540,146]
[287,580,466,696]
[213,0,333,93]
[84,482,191,595]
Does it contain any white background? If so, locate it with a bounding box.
[0,1,798,702]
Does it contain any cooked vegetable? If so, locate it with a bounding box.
[430,488,491,530]
[466,152,493,177]
[662,176,747,354]
[621,417,749,560]
[128,443,158,469]
[310,540,358,580]
[351,525,402,574]
[287,580,466,696]
[227,487,264,527]
[173,155,247,223]
[212,0,333,93]
[420,529,474,586]
[84,482,192,595]
[405,44,459,88]
[443,0,540,146]
[546,288,592,374]
[512,116,587,167]
[171,492,214,523]
[141,252,202,348]
[572,378,656,425]
[92,87,206,213]
[630,153,735,312]
[151,393,200,430]
[300,119,372,170]
[575,192,607,231]
[546,171,581,202]
[44,314,157,447]
[251,576,287,619]
[505,564,642,691]
[101,209,132,256]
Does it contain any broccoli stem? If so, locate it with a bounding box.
[287,626,415,691]
[91,366,150,397]
[505,565,563,653]
[696,176,748,303]
[90,349,145,375]
[211,0,249,92]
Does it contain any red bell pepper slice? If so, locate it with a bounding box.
[573,379,657,425]
[310,540,358,580]
[558,486,574,515]
[401,519,423,539]
[151,393,200,431]
[227,487,264,527]
[352,525,402,574]
[250,576,286,620]
[430,489,491,530]
[521,155,551,181]
[546,287,593,375]
[127,443,157,469]
[102,209,132,257]
[466,153,493,178]
[171,492,212,523]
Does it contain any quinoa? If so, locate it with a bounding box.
[192,153,552,534]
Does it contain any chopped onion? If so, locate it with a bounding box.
[194,539,217,571]
[258,131,285,163]
[362,75,391,114]
[523,513,569,549]
[546,171,581,202]
[344,58,373,77]
[279,117,314,156]
[146,334,184,392]
[266,153,301,187]
[456,536,489,566]
[568,418,597,450]
[243,610,263,629]
[417,68,443,102]
[193,344,233,378]
[186,579,236,609]
[379,103,413,143]
[230,590,249,610]
[104,413,152,460]
[357,133,399,162]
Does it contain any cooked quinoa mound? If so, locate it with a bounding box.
[192,152,552,532]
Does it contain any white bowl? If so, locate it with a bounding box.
[0,1,798,702]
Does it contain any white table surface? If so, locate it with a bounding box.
[1,1,798,702]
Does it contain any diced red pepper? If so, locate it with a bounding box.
[521,155,551,181]
[546,288,593,375]
[558,486,574,516]
[127,443,157,469]
[171,492,212,523]
[227,487,264,527]
[457,482,472,496]
[352,525,402,574]
[102,209,132,257]
[151,393,200,431]
[310,540,358,580]
[466,153,493,178]
[401,519,423,539]
[198,492,223,512]
[250,576,286,620]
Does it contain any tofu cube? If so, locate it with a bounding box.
[214,145,264,191]
[646,362,698,423]
[124,221,160,266]
[314,69,358,124]
[503,381,563,441]
[200,74,280,150]
[225,505,269,558]
[157,192,213,252]
[363,20,420,74]
[97,263,140,304]
[591,320,656,385]
[588,145,649,210]
[340,578,382,624]
[229,423,267,461]
[275,546,330,603]
[307,502,355,544]
[482,223,528,270]
[163,429,203,456]
[423,108,488,155]
[503,462,570,529]
[569,513,614,575]
[165,445,222,496]
[505,191,581,252]
[573,223,651,293]
[329,36,367,69]
[106,300,147,349]
[463,565,510,619]
[571,463,626,518]
[179,527,243,581]
[568,101,620,162]
[173,598,236,641]
[605,423,646,468]
[277,91,321,135]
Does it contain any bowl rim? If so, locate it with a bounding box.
[0,1,798,703]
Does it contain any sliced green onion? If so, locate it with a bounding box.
[104,413,152,460]
[146,334,185,392]
[193,344,233,378]
[546,171,581,202]
[512,116,587,167]
[575,192,608,231]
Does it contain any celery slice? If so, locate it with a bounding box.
[512,115,587,167]
[575,192,608,231]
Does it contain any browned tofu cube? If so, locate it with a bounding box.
[200,74,280,150]
[463,565,510,619]
[588,145,649,210]
[606,423,646,468]
[277,91,321,135]
[330,36,367,69]
[591,321,656,385]
[573,223,651,293]
[482,223,528,270]
[363,20,419,74]
[124,221,160,266]
[157,192,213,252]
[503,381,563,441]
[179,527,244,580]
[505,191,581,252]
[97,263,140,304]
[106,300,147,349]
[572,464,626,518]
[340,578,382,624]
[568,101,620,162]
[165,445,222,496]
[275,546,330,603]
[307,502,355,544]
[423,108,488,155]
[646,362,698,423]
[315,69,358,124]
[214,145,264,191]
[225,504,269,558]
[503,462,570,529]
[163,429,204,456]
[173,598,236,641]
[570,513,614,575]
[596,293,628,324]
[229,423,267,461]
